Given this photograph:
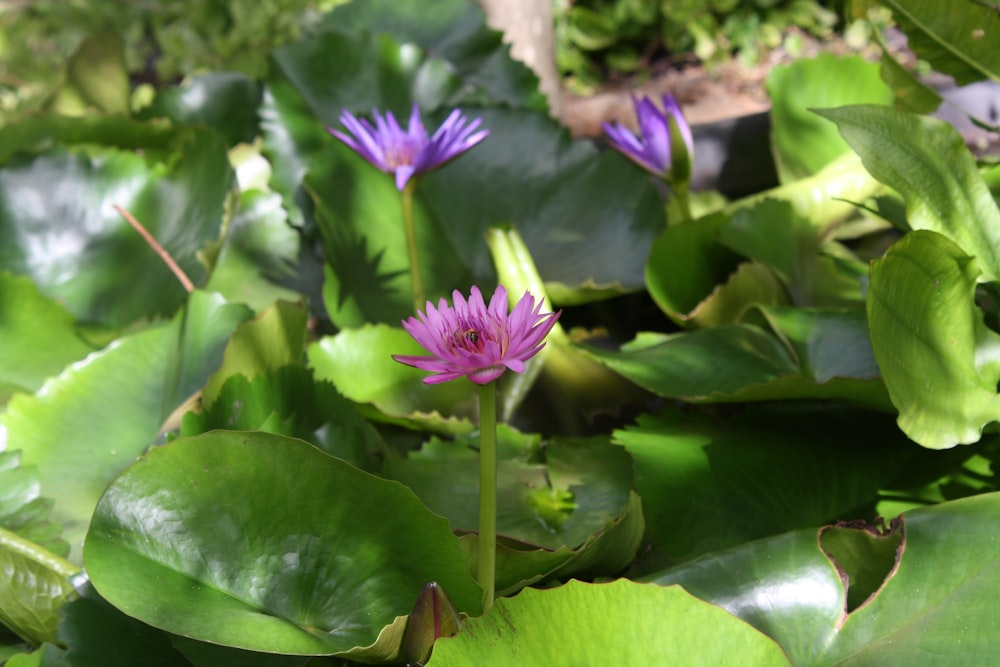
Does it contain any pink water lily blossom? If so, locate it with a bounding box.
[393,285,561,385]
[329,104,489,190]
[602,93,693,180]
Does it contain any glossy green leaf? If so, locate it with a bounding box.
[427,580,791,666]
[648,492,1000,665]
[879,0,1000,85]
[85,431,482,656]
[201,300,307,406]
[180,366,385,472]
[138,72,262,147]
[868,230,1000,448]
[0,291,252,560]
[0,527,78,646]
[582,308,889,406]
[308,324,475,433]
[0,273,95,396]
[615,408,912,571]
[0,116,233,327]
[817,104,1000,282]
[767,54,893,182]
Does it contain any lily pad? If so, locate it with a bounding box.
[84,431,482,656]
[427,579,791,666]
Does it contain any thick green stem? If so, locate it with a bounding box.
[400,180,425,311]
[477,380,497,612]
[665,182,692,225]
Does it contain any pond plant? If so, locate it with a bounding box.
[1,0,1000,665]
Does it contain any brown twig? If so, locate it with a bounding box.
[114,204,195,293]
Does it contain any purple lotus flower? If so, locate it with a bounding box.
[602,94,694,180]
[393,285,561,385]
[329,104,489,190]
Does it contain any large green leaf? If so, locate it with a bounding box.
[0,273,96,397]
[648,492,1000,665]
[84,431,482,657]
[767,54,893,182]
[878,0,1000,85]
[868,230,1000,448]
[817,105,1000,281]
[0,116,233,327]
[0,291,252,560]
[427,580,791,666]
[615,408,912,571]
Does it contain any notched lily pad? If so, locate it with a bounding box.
[819,517,904,619]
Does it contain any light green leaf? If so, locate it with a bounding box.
[817,104,1000,282]
[427,580,791,666]
[201,300,307,406]
[0,273,96,397]
[308,324,475,433]
[0,527,78,646]
[0,291,252,560]
[868,230,1000,448]
[767,53,893,182]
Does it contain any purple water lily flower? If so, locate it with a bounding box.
[393,285,561,385]
[329,104,489,190]
[602,94,694,179]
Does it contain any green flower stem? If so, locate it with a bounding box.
[665,182,692,225]
[400,180,425,311]
[477,380,498,612]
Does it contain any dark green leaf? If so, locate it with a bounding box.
[138,72,262,147]
[615,408,912,570]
